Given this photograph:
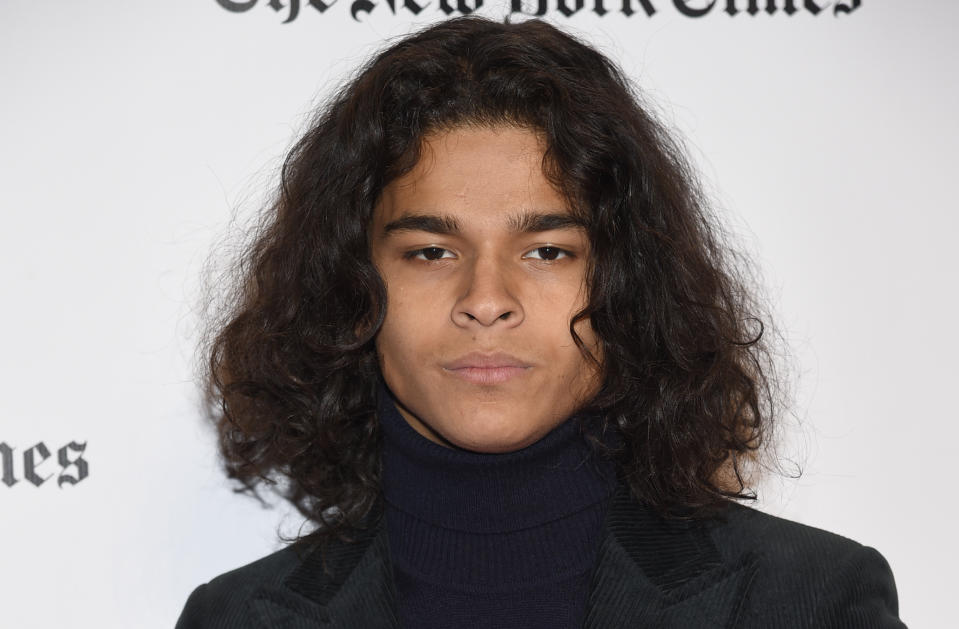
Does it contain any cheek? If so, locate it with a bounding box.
[567,317,604,387]
[571,314,601,351]
[376,315,413,367]
[376,293,438,367]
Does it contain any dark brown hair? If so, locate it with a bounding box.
[203,16,785,542]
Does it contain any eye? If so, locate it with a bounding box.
[523,246,571,261]
[406,246,455,261]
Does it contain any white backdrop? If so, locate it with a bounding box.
[2,1,955,627]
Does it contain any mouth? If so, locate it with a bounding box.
[442,352,533,385]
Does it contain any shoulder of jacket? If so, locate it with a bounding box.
[207,542,310,592]
[707,504,903,628]
[175,543,313,629]
[706,504,871,599]
[712,501,866,560]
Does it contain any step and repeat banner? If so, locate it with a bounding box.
[2,1,954,626]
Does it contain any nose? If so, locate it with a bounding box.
[452,255,524,328]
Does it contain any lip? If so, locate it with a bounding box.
[442,352,533,385]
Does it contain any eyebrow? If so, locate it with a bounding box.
[382,211,587,237]
[382,214,461,236]
[507,211,587,233]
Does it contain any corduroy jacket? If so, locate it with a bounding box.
[175,481,904,628]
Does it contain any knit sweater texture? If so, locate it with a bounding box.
[377,385,617,629]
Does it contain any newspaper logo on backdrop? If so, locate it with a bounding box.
[215,0,862,23]
[0,442,88,488]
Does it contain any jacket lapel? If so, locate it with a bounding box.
[584,482,759,628]
[245,485,757,628]
[247,511,398,629]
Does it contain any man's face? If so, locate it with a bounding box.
[370,125,603,453]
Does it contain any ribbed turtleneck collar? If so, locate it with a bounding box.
[377,382,616,535]
[377,381,617,629]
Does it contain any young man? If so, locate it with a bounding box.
[177,17,904,628]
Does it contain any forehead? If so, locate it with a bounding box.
[373,125,573,229]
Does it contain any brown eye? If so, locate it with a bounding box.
[410,247,454,261]
[523,246,570,261]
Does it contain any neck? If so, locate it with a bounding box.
[377,383,616,535]
[377,382,616,628]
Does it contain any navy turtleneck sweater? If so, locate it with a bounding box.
[377,385,617,629]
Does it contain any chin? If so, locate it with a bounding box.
[441,414,546,454]
[451,435,537,454]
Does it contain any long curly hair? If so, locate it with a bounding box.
[202,16,786,542]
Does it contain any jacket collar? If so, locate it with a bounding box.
[583,482,759,628]
[249,505,398,629]
[248,483,758,628]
